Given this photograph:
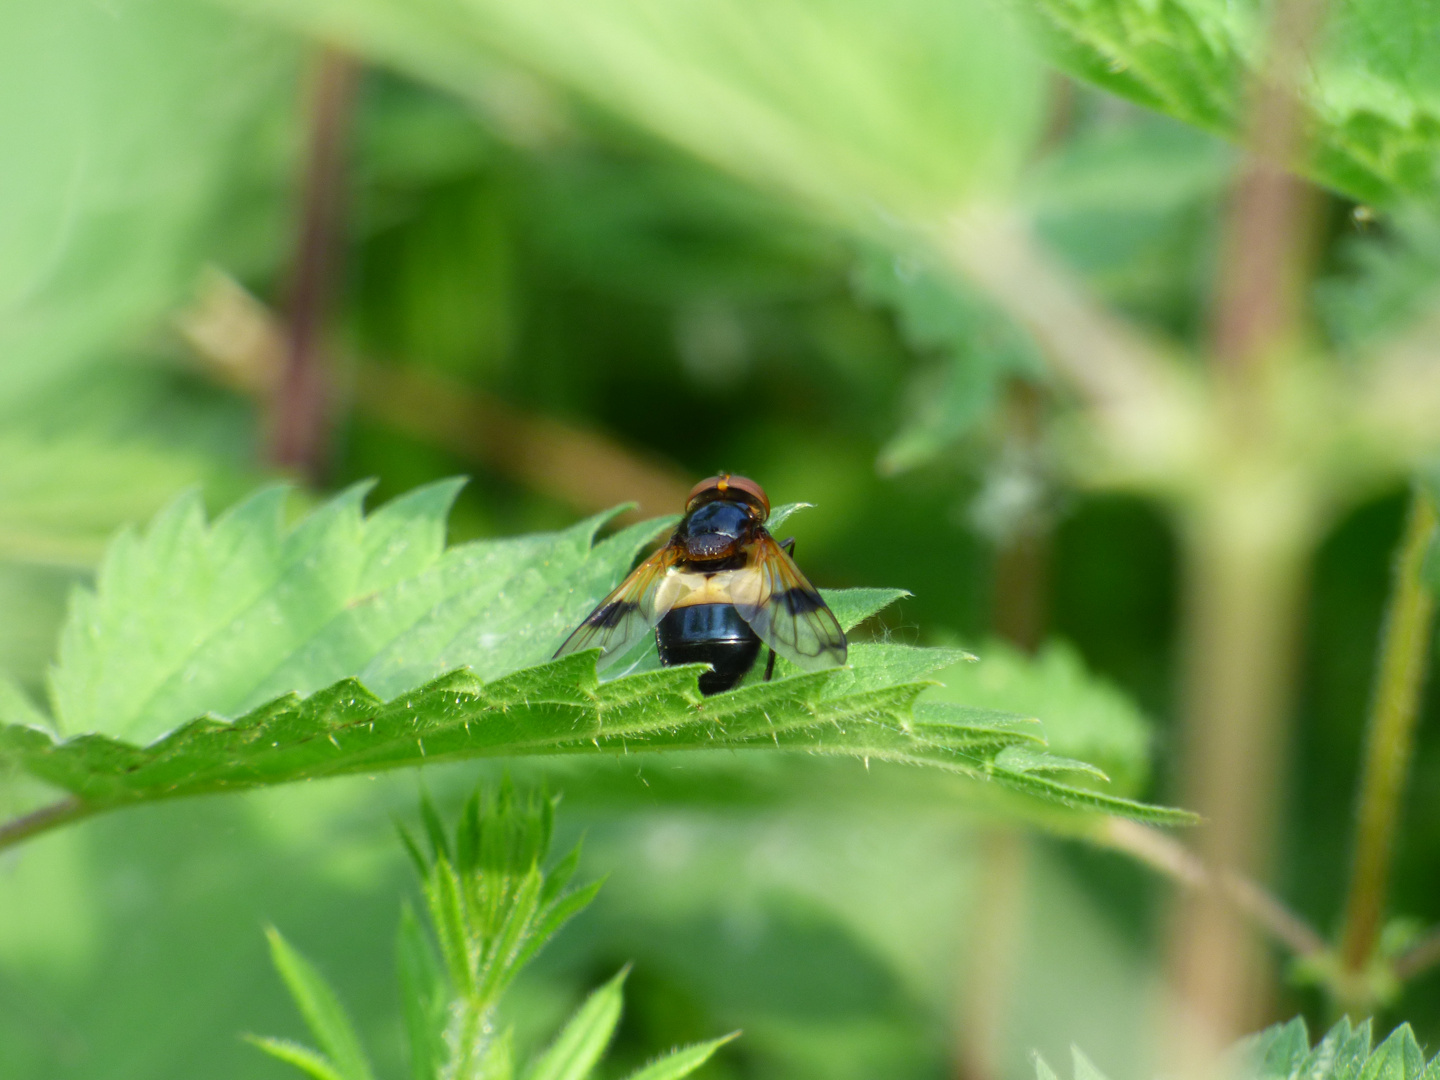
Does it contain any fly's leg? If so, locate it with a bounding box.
[763,537,797,683]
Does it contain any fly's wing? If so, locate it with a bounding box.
[554,545,684,668]
[731,531,847,671]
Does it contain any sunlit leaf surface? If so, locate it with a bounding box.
[1,485,1193,826]
[225,0,1043,221]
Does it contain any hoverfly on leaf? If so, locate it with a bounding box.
[555,474,847,695]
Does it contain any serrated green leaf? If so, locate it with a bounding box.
[986,759,1190,824]
[49,480,662,742]
[1019,0,1440,207]
[994,745,1110,784]
[1329,1019,1376,1080]
[1296,1018,1355,1080]
[620,1033,741,1080]
[1358,1027,1426,1080]
[264,928,376,1080]
[11,663,1196,824]
[822,587,911,633]
[1,654,1194,823]
[0,486,1193,831]
[1241,1016,1311,1080]
[246,1037,348,1080]
[1050,1017,1440,1080]
[524,967,627,1080]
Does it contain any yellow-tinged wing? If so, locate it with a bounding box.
[730,531,846,671]
[554,545,685,667]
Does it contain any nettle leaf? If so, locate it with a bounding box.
[1039,1017,1440,1080]
[0,484,1193,830]
[48,479,659,742]
[1019,0,1440,206]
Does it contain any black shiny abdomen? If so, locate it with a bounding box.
[656,603,762,696]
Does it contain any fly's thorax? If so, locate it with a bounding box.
[675,498,760,561]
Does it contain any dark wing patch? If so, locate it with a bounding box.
[554,544,682,667]
[731,531,847,671]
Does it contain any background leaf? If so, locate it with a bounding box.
[225,0,1044,223]
[1019,0,1440,206]
[925,638,1154,796]
[851,243,1044,475]
[0,0,295,408]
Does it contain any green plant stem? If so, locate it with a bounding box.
[0,796,92,850]
[448,997,495,1079]
[1338,487,1439,976]
[1166,479,1313,1054]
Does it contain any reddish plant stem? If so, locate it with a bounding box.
[0,797,91,853]
[1395,926,1440,981]
[269,47,360,482]
[1102,819,1326,963]
[990,381,1051,653]
[1166,0,1327,1061]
